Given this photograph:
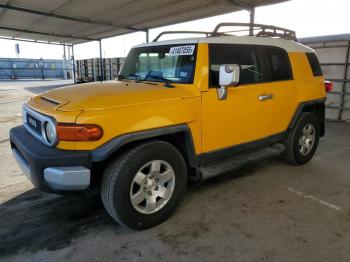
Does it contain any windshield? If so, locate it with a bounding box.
[119,44,197,84]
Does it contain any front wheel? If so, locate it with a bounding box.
[101,141,187,230]
[284,112,320,165]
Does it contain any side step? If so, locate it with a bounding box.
[199,144,285,180]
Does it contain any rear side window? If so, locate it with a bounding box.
[265,47,293,81]
[306,53,323,76]
[209,44,264,87]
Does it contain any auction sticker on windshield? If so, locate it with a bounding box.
[169,45,195,56]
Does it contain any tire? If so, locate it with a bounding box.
[101,140,187,230]
[284,112,320,165]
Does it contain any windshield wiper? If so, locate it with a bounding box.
[117,74,127,80]
[128,74,142,80]
[144,75,175,88]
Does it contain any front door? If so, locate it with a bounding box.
[202,44,272,153]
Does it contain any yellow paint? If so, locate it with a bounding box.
[201,51,325,152]
[25,44,325,155]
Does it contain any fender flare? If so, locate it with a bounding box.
[90,124,198,168]
[288,98,326,136]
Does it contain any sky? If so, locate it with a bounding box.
[0,0,348,60]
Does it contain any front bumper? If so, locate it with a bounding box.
[10,125,91,193]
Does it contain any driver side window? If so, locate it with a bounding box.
[209,44,264,87]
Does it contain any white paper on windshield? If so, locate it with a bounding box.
[169,45,195,56]
[179,72,188,77]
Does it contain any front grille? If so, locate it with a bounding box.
[22,104,58,147]
[26,113,42,134]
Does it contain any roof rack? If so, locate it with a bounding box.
[152,31,211,42]
[153,23,297,42]
[212,23,297,41]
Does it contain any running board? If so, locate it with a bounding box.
[199,144,285,180]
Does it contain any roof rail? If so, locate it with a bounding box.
[152,23,296,42]
[213,23,297,41]
[152,31,211,42]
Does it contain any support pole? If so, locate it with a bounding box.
[249,7,255,36]
[145,29,150,70]
[99,39,103,82]
[72,45,76,84]
[63,44,66,80]
[145,29,149,43]
[338,40,350,120]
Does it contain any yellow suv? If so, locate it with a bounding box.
[10,24,328,229]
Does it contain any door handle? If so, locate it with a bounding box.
[259,94,274,101]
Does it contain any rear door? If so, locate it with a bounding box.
[257,46,297,134]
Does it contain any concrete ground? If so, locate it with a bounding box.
[0,80,349,262]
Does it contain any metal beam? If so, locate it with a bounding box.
[0,25,96,42]
[0,36,71,46]
[0,3,143,32]
[230,0,254,9]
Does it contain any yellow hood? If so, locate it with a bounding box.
[34,81,200,111]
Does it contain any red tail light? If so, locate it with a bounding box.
[325,81,333,93]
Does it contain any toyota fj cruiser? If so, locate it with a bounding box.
[10,23,328,229]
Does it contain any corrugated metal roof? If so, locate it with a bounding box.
[299,34,350,44]
[0,0,288,45]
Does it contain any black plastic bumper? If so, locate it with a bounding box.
[10,125,91,193]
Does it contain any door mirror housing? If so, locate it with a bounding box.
[217,64,240,100]
[219,64,240,87]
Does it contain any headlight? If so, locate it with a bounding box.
[44,121,57,144]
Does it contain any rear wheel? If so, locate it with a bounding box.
[284,112,320,165]
[101,141,187,230]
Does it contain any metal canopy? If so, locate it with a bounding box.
[0,0,287,45]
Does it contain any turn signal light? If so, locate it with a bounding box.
[325,81,333,93]
[57,124,103,141]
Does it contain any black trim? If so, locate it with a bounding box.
[10,125,90,193]
[10,124,199,193]
[208,44,294,88]
[306,53,323,77]
[198,131,286,165]
[264,46,293,82]
[288,98,326,136]
[91,124,198,168]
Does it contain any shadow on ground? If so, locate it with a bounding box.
[0,189,115,256]
[0,163,261,257]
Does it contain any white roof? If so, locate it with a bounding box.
[0,0,289,45]
[135,35,314,53]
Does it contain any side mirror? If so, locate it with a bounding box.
[217,64,240,100]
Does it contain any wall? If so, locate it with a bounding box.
[301,35,350,122]
[75,57,125,82]
[0,58,73,80]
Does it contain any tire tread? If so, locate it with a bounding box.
[101,140,186,229]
